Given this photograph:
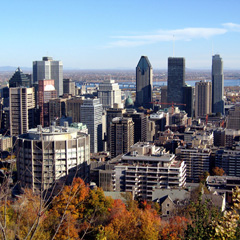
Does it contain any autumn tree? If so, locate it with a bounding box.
[212,167,225,176]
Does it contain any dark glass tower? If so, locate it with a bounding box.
[9,67,31,88]
[167,57,185,107]
[212,54,224,115]
[135,56,153,108]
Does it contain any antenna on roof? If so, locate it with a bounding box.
[212,41,214,56]
[173,35,175,57]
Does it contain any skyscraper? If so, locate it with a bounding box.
[33,57,63,96]
[195,81,212,118]
[38,79,57,127]
[136,56,153,108]
[183,85,194,117]
[167,57,185,106]
[9,67,31,88]
[98,79,122,109]
[110,117,134,158]
[212,54,224,115]
[80,99,103,153]
[9,87,35,136]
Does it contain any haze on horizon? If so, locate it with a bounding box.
[1,0,240,70]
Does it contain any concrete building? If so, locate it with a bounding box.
[176,145,211,182]
[123,110,147,143]
[167,57,185,108]
[0,135,12,151]
[106,106,126,151]
[215,148,240,177]
[195,81,212,118]
[227,105,240,130]
[212,54,224,115]
[33,56,63,96]
[113,143,186,200]
[135,56,153,108]
[183,85,194,117]
[9,87,35,136]
[63,78,76,96]
[17,122,90,192]
[38,79,57,127]
[66,97,84,123]
[110,117,134,158]
[80,98,103,153]
[97,79,122,109]
[49,98,68,126]
[160,86,168,109]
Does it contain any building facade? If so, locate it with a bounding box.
[195,81,212,118]
[113,143,186,200]
[136,56,153,108]
[212,54,224,115]
[176,145,211,182]
[97,79,122,109]
[38,79,57,127]
[110,117,134,158]
[33,56,63,96]
[17,122,90,192]
[9,87,35,136]
[80,98,103,153]
[227,105,240,130]
[167,57,185,107]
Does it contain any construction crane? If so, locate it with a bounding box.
[150,101,186,113]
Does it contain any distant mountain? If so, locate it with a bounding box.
[0,66,32,72]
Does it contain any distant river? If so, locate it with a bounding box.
[77,79,240,89]
[155,79,240,87]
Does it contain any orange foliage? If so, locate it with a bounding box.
[159,216,188,240]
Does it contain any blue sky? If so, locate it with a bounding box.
[1,0,240,70]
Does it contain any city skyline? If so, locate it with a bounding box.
[1,0,240,69]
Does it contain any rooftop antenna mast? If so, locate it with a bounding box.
[173,35,175,57]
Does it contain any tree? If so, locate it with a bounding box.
[184,193,221,240]
[212,167,225,176]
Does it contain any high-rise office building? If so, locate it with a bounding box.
[212,54,224,115]
[227,105,240,130]
[33,57,63,96]
[167,57,185,107]
[66,97,84,123]
[195,81,212,118]
[106,106,125,151]
[123,110,147,143]
[80,99,103,153]
[49,98,68,126]
[183,85,194,117]
[9,87,35,136]
[110,117,134,158]
[63,79,76,96]
[9,67,31,88]
[136,56,153,108]
[98,79,122,109]
[17,122,90,192]
[38,79,57,127]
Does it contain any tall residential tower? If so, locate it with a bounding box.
[135,56,153,108]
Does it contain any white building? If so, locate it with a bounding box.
[97,79,122,109]
[17,122,90,192]
[113,142,186,200]
[33,56,63,96]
